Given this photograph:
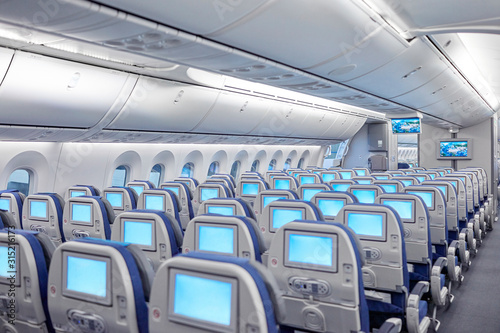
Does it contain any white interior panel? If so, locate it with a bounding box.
[106,76,218,132]
[346,39,448,98]
[193,93,270,135]
[207,0,384,69]
[0,52,130,128]
[292,110,339,138]
[249,103,309,137]
[307,26,407,82]
[0,47,13,84]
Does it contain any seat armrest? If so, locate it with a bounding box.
[406,282,430,333]
[430,257,448,306]
[446,241,462,282]
[378,318,402,333]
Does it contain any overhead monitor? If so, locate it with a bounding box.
[346,212,385,241]
[63,253,111,305]
[438,139,471,159]
[162,186,180,197]
[302,188,323,202]
[380,184,397,193]
[382,200,414,222]
[106,192,124,209]
[169,272,236,331]
[391,117,421,134]
[271,208,304,231]
[196,224,236,255]
[70,203,93,225]
[70,190,87,198]
[0,198,10,211]
[274,179,290,190]
[317,199,345,217]
[322,173,336,182]
[130,185,145,196]
[408,191,434,210]
[123,220,154,250]
[207,205,235,216]
[262,196,287,208]
[351,189,376,204]
[145,194,164,211]
[201,188,219,202]
[300,176,316,185]
[285,231,337,272]
[29,199,48,221]
[331,183,351,192]
[339,171,352,179]
[242,183,259,196]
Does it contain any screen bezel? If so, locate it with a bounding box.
[70,190,87,198]
[121,218,156,251]
[407,191,435,210]
[273,178,291,190]
[206,204,236,216]
[316,198,346,217]
[195,222,238,256]
[199,187,220,202]
[284,230,338,273]
[62,251,112,306]
[144,194,165,211]
[0,197,11,212]
[345,211,387,241]
[0,243,20,286]
[391,117,421,134]
[380,199,415,223]
[105,191,124,210]
[168,268,237,333]
[437,139,472,160]
[69,202,94,226]
[28,198,49,222]
[270,207,305,232]
[241,182,260,197]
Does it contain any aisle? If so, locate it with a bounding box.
[436,219,500,332]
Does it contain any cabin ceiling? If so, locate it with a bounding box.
[0,0,497,141]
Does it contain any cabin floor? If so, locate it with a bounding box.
[436,209,500,332]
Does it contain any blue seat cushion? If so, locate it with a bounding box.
[419,300,428,322]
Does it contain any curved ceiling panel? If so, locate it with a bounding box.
[0,51,131,128]
[0,47,13,85]
[106,76,219,132]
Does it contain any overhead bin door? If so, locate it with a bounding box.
[106,76,219,132]
[0,48,13,85]
[0,52,131,128]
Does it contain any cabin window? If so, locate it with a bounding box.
[149,164,163,187]
[230,161,241,179]
[207,161,219,176]
[7,169,31,196]
[251,160,260,173]
[297,158,305,169]
[181,162,194,178]
[112,165,128,187]
[268,159,277,170]
[284,158,292,171]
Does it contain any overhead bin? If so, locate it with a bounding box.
[345,39,448,99]
[392,69,464,108]
[106,76,219,132]
[291,110,340,138]
[0,51,131,128]
[0,126,85,141]
[249,103,310,138]
[193,93,270,135]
